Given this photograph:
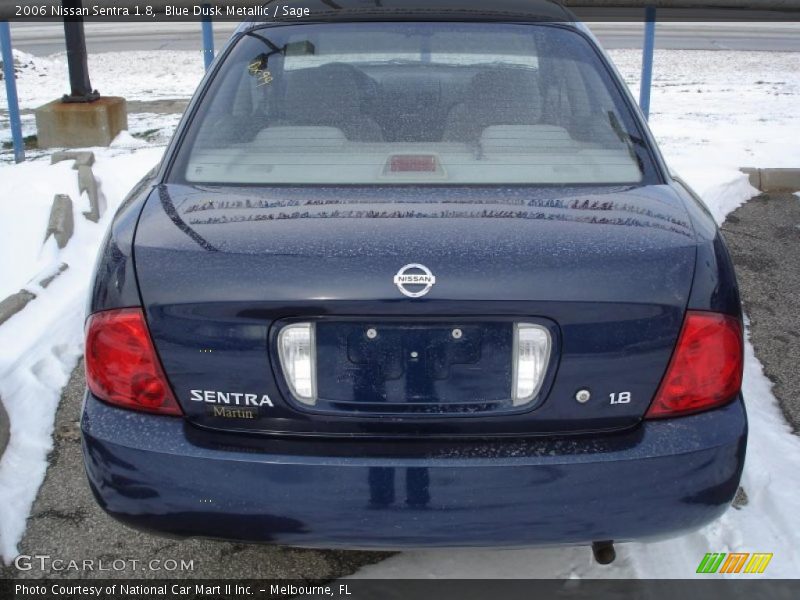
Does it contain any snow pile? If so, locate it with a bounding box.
[688,170,760,225]
[0,49,51,81]
[0,160,79,300]
[0,145,164,562]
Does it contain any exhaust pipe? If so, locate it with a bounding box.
[592,541,616,565]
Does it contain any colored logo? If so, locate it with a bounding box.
[696,553,773,574]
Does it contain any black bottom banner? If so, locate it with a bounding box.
[2,579,800,600]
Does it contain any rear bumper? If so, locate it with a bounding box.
[81,393,747,549]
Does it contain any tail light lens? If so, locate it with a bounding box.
[278,322,317,405]
[646,311,743,419]
[512,323,552,406]
[85,308,182,416]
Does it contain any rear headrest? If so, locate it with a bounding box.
[283,65,363,120]
[467,69,542,121]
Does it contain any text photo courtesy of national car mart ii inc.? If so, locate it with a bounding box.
[13,583,355,597]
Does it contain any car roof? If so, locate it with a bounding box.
[235,0,578,34]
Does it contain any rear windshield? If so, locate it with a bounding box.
[172,22,650,185]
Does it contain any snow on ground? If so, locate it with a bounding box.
[0,45,798,569]
[611,49,800,169]
[2,48,205,110]
[0,160,78,300]
[0,144,164,562]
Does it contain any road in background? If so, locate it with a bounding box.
[9,22,239,55]
[8,22,800,55]
[591,22,800,50]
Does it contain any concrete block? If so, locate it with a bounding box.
[51,150,95,169]
[78,164,105,222]
[44,194,74,249]
[39,263,69,289]
[740,168,800,193]
[0,397,8,460]
[35,97,128,149]
[0,290,36,327]
[759,169,800,193]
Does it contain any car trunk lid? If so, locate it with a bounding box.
[133,183,696,437]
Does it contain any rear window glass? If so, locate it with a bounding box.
[172,23,649,185]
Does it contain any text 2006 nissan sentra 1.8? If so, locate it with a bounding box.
[81,0,746,557]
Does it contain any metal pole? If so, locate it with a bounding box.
[202,7,215,71]
[0,20,25,162]
[639,5,656,120]
[62,0,97,102]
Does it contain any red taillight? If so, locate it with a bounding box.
[85,308,182,416]
[389,155,438,172]
[646,311,743,419]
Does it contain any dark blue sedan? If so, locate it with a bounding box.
[81,0,746,562]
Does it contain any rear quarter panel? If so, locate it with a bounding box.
[672,177,742,317]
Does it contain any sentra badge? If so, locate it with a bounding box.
[393,263,436,298]
[190,389,274,407]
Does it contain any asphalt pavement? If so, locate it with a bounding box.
[1,192,798,578]
[721,192,800,432]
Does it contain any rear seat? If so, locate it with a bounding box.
[442,70,543,142]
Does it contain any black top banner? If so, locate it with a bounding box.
[1,0,800,22]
